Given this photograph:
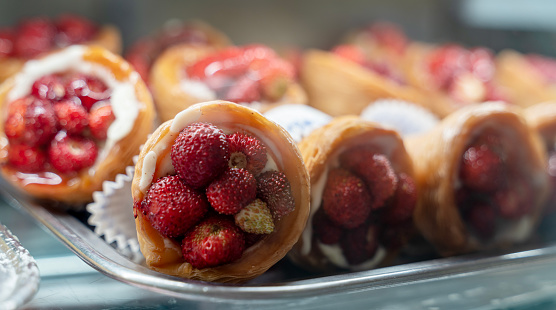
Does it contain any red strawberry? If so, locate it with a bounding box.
[145,175,208,238]
[181,215,245,269]
[125,40,158,83]
[89,103,115,140]
[312,208,343,245]
[4,96,57,146]
[7,144,47,172]
[526,54,556,83]
[54,100,89,134]
[227,132,267,175]
[382,173,417,223]
[332,44,367,66]
[55,14,98,47]
[322,168,372,229]
[206,168,257,215]
[31,74,66,101]
[367,22,408,54]
[256,170,295,219]
[65,74,110,111]
[427,44,470,90]
[378,221,414,249]
[13,17,56,58]
[48,131,98,173]
[465,202,496,240]
[252,57,295,101]
[224,75,261,103]
[171,122,230,188]
[0,29,15,58]
[460,144,506,192]
[4,98,29,144]
[493,179,534,219]
[186,47,244,79]
[340,224,379,266]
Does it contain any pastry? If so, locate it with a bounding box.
[131,100,310,283]
[405,102,549,256]
[0,45,155,204]
[288,116,417,272]
[150,43,307,122]
[0,14,121,83]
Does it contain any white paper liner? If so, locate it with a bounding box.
[264,104,333,144]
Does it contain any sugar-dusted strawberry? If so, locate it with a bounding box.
[460,144,506,192]
[322,168,372,229]
[48,131,98,173]
[252,57,295,101]
[55,14,98,47]
[256,170,295,219]
[465,202,496,240]
[65,74,110,111]
[13,17,56,59]
[7,144,47,173]
[340,224,379,266]
[181,215,245,269]
[312,207,343,245]
[89,103,114,140]
[54,100,89,134]
[31,74,66,101]
[382,173,417,223]
[145,175,208,238]
[224,75,261,103]
[234,198,274,234]
[227,132,267,175]
[0,29,15,58]
[4,96,57,146]
[171,122,230,188]
[206,168,257,215]
[493,179,534,219]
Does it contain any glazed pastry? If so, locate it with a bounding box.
[0,14,122,83]
[289,116,417,272]
[150,43,307,122]
[496,50,556,107]
[125,21,230,84]
[0,45,155,204]
[405,103,549,256]
[131,100,310,283]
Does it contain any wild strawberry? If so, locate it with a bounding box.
[340,147,398,210]
[186,47,244,79]
[0,29,15,58]
[65,74,110,110]
[322,168,372,229]
[7,144,46,172]
[465,202,496,240]
[493,179,534,219]
[244,232,264,248]
[13,17,56,58]
[340,224,379,266]
[206,168,257,215]
[312,208,343,245]
[4,96,57,146]
[55,14,97,47]
[54,100,89,134]
[252,57,295,101]
[227,132,267,175]
[234,198,274,234]
[145,175,208,238]
[526,54,556,83]
[366,22,408,54]
[4,98,28,144]
[171,122,230,188]
[332,44,367,66]
[460,144,506,192]
[48,131,98,173]
[382,173,417,223]
[379,222,414,249]
[256,170,295,219]
[181,215,245,269]
[31,74,66,101]
[427,44,470,90]
[89,103,114,140]
[224,75,261,103]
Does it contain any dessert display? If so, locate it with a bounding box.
[149,43,307,122]
[131,100,310,283]
[405,103,549,256]
[288,116,417,272]
[0,45,155,204]
[0,14,122,83]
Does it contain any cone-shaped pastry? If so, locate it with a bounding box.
[289,116,417,272]
[0,45,155,204]
[150,44,307,122]
[405,102,549,256]
[0,14,122,83]
[132,100,310,283]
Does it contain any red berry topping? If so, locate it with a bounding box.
[253,57,295,101]
[54,100,89,134]
[312,208,343,245]
[88,104,115,140]
[13,18,56,59]
[465,202,496,240]
[181,215,245,269]
[48,131,98,173]
[224,75,261,103]
[460,144,506,192]
[0,29,15,58]
[145,175,208,238]
[65,74,110,111]
[340,224,379,266]
[366,22,408,54]
[227,132,267,175]
[332,44,367,66]
[7,144,47,173]
[493,179,534,219]
[382,173,417,223]
[256,170,295,219]
[206,168,257,215]
[322,168,372,229]
[55,14,98,47]
[469,48,495,82]
[427,44,470,90]
[31,74,66,101]
[526,54,556,83]
[171,122,230,188]
[4,97,57,146]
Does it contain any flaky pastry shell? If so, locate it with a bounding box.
[0,46,155,203]
[131,100,310,283]
[150,44,307,122]
[289,116,415,272]
[405,103,549,256]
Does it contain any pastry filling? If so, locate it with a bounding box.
[184,44,295,104]
[525,54,556,84]
[312,145,417,269]
[134,122,295,269]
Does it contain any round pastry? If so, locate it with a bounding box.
[405,102,549,256]
[0,45,155,204]
[150,44,307,122]
[0,14,122,83]
[289,116,417,272]
[131,100,310,283]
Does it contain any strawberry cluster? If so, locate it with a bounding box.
[4,72,114,174]
[186,44,295,103]
[137,122,295,269]
[313,146,417,266]
[0,15,98,60]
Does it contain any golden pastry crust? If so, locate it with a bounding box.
[0,46,155,204]
[405,103,549,256]
[288,115,414,272]
[150,44,307,122]
[131,100,310,283]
